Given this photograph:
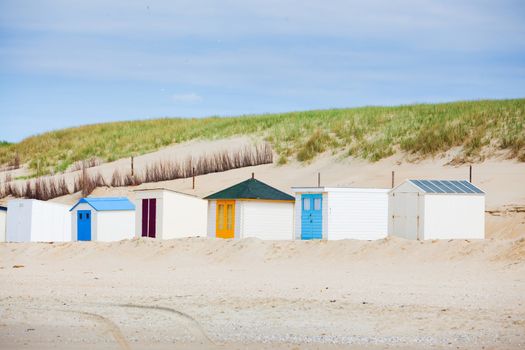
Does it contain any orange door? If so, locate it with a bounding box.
[216,200,235,238]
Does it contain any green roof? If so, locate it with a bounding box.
[204,178,294,201]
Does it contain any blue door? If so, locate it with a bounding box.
[301,194,323,239]
[77,210,92,241]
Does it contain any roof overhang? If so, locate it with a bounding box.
[133,188,200,198]
[291,187,390,194]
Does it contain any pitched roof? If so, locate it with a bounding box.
[408,180,484,194]
[70,197,135,211]
[204,178,294,201]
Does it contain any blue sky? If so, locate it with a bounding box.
[1,0,524,142]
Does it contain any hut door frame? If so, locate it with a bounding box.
[141,198,157,238]
[216,200,235,239]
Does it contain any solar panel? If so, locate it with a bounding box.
[460,180,484,194]
[420,180,446,193]
[411,180,434,192]
[437,180,459,193]
[432,180,455,193]
[409,180,483,194]
[451,181,475,193]
[441,180,466,193]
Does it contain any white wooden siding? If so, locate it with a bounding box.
[0,211,6,242]
[96,211,135,242]
[234,200,242,239]
[327,190,388,240]
[7,199,71,242]
[162,191,207,239]
[240,201,294,240]
[423,195,484,240]
[207,200,216,238]
[322,192,328,239]
[294,196,302,239]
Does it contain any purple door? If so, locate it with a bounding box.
[148,198,156,238]
[141,198,157,238]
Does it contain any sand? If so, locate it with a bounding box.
[1,139,525,349]
[0,237,524,349]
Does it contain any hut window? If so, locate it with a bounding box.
[79,213,82,220]
[314,198,321,210]
[218,204,224,230]
[86,213,90,219]
[226,204,233,230]
[303,198,310,210]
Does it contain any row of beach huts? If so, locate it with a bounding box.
[0,176,485,243]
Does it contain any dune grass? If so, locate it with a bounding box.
[0,98,524,176]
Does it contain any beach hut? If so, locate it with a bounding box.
[6,199,72,242]
[291,187,389,240]
[0,206,6,242]
[204,177,295,240]
[70,197,135,242]
[388,180,485,240]
[134,188,207,239]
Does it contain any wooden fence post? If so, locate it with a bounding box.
[317,172,320,187]
[469,165,472,183]
[391,171,395,188]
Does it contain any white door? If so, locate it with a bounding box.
[392,192,420,240]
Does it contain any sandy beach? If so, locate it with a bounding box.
[1,235,524,349]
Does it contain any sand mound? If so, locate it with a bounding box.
[2,236,524,268]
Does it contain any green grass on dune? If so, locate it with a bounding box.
[1,98,524,176]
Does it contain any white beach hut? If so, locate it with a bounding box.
[205,177,295,240]
[388,180,485,240]
[6,199,72,242]
[70,197,135,242]
[134,188,207,239]
[291,187,389,240]
[0,206,6,242]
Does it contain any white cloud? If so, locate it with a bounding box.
[171,93,203,103]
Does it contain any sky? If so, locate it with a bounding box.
[0,1,524,142]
